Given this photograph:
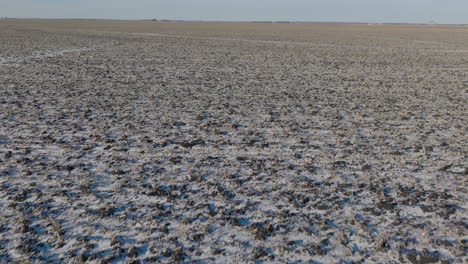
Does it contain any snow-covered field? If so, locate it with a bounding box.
[0,20,467,263]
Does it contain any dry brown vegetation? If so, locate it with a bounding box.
[0,20,467,263]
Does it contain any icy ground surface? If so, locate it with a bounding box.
[0,22,467,263]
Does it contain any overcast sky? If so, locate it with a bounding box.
[0,0,467,24]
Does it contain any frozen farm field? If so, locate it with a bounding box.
[0,20,467,263]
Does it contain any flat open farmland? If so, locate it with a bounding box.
[0,20,467,263]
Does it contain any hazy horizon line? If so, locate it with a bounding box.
[1,17,467,26]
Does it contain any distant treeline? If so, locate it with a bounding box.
[147,19,468,26]
[2,17,466,26]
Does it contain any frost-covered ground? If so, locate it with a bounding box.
[0,21,467,263]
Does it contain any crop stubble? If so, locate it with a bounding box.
[0,20,467,263]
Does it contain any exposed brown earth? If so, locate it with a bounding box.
[0,20,467,263]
